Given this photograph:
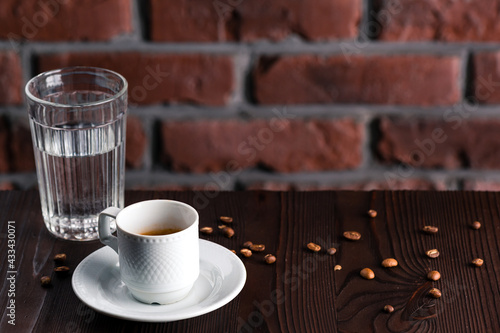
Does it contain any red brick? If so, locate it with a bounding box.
[0,0,131,42]
[161,118,363,173]
[126,116,147,169]
[150,0,222,42]
[237,0,361,41]
[244,179,445,191]
[10,122,35,172]
[0,117,9,172]
[463,180,500,191]
[471,52,500,104]
[245,182,293,191]
[0,182,15,190]
[129,184,184,191]
[0,118,35,173]
[129,183,223,191]
[376,0,500,42]
[38,52,234,106]
[377,118,500,169]
[0,52,22,105]
[319,179,446,191]
[254,55,460,106]
[151,0,361,42]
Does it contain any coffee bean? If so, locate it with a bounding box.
[54,266,70,274]
[426,249,440,258]
[307,242,321,252]
[334,265,342,271]
[240,249,252,257]
[40,276,51,287]
[367,209,377,218]
[381,258,398,268]
[220,216,233,223]
[471,221,481,230]
[326,247,337,255]
[343,231,361,241]
[264,254,276,264]
[383,305,394,313]
[230,249,236,254]
[222,226,235,238]
[428,288,442,298]
[243,241,253,248]
[422,225,438,234]
[250,244,266,252]
[54,253,66,263]
[472,258,484,267]
[427,270,441,281]
[360,268,375,280]
[200,227,213,235]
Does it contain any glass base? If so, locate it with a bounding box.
[44,216,116,241]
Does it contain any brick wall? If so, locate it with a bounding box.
[1,0,500,191]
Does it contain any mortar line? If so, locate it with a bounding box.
[4,41,500,55]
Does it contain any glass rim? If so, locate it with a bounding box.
[25,66,128,109]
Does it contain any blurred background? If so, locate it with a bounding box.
[1,0,500,192]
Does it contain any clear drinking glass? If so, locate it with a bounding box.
[25,67,128,241]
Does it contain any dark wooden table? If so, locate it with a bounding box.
[1,190,500,332]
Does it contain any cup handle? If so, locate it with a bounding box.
[98,207,122,254]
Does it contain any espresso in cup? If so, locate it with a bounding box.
[98,200,199,305]
[139,227,182,236]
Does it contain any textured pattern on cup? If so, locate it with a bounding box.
[118,225,199,292]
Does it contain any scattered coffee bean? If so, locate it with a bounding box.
[426,249,440,258]
[40,276,51,287]
[327,247,337,255]
[471,221,481,230]
[243,241,253,248]
[221,226,235,238]
[240,248,252,257]
[427,270,441,281]
[428,288,442,299]
[383,305,394,313]
[54,253,66,263]
[343,231,361,241]
[220,216,233,223]
[250,244,266,252]
[422,225,438,234]
[307,242,321,252]
[472,258,484,267]
[381,258,398,268]
[367,209,377,218]
[54,266,70,274]
[230,249,236,254]
[200,227,213,235]
[360,268,375,280]
[334,265,342,271]
[264,254,276,264]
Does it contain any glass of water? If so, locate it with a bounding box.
[25,67,128,241]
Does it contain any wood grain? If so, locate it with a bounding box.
[1,191,500,332]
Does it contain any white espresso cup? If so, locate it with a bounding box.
[98,200,199,305]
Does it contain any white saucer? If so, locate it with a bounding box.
[72,239,246,322]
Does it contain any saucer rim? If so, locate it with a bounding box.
[71,239,247,322]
